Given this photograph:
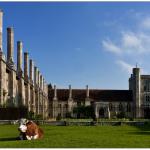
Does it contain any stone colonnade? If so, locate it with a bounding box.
[0,10,49,119]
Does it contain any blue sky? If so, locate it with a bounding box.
[1,2,150,89]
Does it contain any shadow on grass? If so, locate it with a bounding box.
[129,131,150,135]
[129,122,150,136]
[0,137,19,141]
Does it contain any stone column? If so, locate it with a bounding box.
[0,10,3,51]
[18,76,25,106]
[29,60,34,112]
[38,70,41,114]
[17,41,24,106]
[36,68,40,114]
[29,59,33,83]
[7,27,14,63]
[31,65,35,113]
[24,52,29,80]
[17,41,23,72]
[6,27,17,106]
[34,66,38,113]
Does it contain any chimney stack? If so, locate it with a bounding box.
[7,27,14,63]
[29,59,33,82]
[34,66,37,86]
[24,52,29,79]
[17,41,23,71]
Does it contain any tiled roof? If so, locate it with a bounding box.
[48,88,133,102]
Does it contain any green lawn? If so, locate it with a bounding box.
[0,124,150,148]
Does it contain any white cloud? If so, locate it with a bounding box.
[102,11,150,75]
[140,17,150,30]
[103,31,150,55]
[102,40,121,55]
[122,32,141,49]
[116,60,134,74]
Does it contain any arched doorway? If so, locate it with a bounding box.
[99,107,105,118]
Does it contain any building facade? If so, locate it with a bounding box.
[49,68,150,119]
[0,10,49,119]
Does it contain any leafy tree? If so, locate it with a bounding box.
[73,105,95,119]
[117,111,126,119]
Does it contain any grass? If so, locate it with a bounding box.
[0,124,150,148]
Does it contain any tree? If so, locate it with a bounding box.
[73,105,95,119]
